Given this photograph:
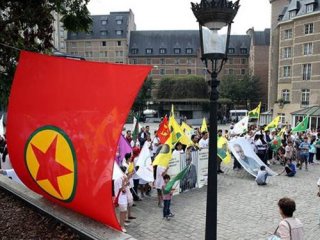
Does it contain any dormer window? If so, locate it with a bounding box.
[289,10,296,19]
[159,48,167,54]
[240,48,247,54]
[174,48,181,54]
[186,48,193,54]
[146,48,153,54]
[306,4,314,13]
[131,48,138,54]
[228,48,235,54]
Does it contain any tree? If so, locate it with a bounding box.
[0,0,92,110]
[157,75,208,99]
[219,74,261,107]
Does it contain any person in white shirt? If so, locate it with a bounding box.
[151,131,161,160]
[199,131,209,149]
[275,197,304,240]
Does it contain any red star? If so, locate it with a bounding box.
[31,135,72,197]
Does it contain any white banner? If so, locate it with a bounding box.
[136,142,154,182]
[228,137,277,177]
[167,152,181,195]
[197,149,208,188]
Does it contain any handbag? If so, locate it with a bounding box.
[113,190,121,207]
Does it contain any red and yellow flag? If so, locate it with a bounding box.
[6,51,151,231]
[157,115,170,144]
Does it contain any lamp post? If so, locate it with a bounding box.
[191,1,240,239]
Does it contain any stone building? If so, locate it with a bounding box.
[268,0,320,124]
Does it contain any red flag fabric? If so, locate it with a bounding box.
[157,115,170,144]
[6,51,152,231]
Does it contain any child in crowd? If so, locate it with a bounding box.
[255,165,271,185]
[278,159,296,177]
[162,174,175,221]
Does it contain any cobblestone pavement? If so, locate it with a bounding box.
[124,160,320,240]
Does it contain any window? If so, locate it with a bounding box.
[187,58,193,64]
[101,41,107,47]
[100,31,107,36]
[241,58,247,64]
[160,58,165,64]
[71,42,77,48]
[187,69,192,75]
[145,48,153,54]
[228,58,233,64]
[131,48,138,54]
[284,29,293,39]
[283,66,291,77]
[283,47,292,58]
[131,59,137,64]
[229,69,234,75]
[85,52,93,58]
[282,89,290,102]
[159,48,167,54]
[278,113,286,124]
[115,51,123,57]
[117,41,121,46]
[241,69,246,75]
[301,89,310,105]
[146,59,151,64]
[115,30,123,35]
[186,48,193,54]
[85,41,91,48]
[174,48,181,54]
[228,48,235,54]
[101,20,107,25]
[302,64,311,80]
[305,23,314,34]
[306,4,314,13]
[160,69,165,75]
[240,48,247,54]
[116,20,123,25]
[99,51,107,57]
[175,68,179,75]
[303,43,313,55]
[289,10,296,19]
[115,16,123,24]
[175,58,180,64]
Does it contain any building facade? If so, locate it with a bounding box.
[269,0,320,124]
[52,12,67,53]
[66,10,136,63]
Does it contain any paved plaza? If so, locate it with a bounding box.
[123,160,320,240]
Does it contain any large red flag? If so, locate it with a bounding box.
[6,51,152,230]
[157,115,170,144]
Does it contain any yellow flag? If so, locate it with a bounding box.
[248,102,261,119]
[217,136,231,164]
[181,122,193,139]
[128,162,134,174]
[277,126,286,137]
[169,116,193,146]
[200,117,208,132]
[153,134,173,167]
[264,116,280,131]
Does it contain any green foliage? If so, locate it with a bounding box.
[157,75,208,99]
[132,77,154,112]
[219,74,261,105]
[0,0,92,110]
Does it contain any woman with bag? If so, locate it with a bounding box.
[269,197,303,240]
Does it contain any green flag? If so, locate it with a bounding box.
[164,165,190,194]
[292,116,309,133]
[270,136,282,152]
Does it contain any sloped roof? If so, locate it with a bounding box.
[252,29,270,46]
[280,0,320,22]
[291,106,320,116]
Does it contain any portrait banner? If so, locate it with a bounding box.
[197,149,208,188]
[228,137,277,177]
[167,152,181,195]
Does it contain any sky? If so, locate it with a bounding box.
[87,0,271,35]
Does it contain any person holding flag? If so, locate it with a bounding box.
[162,174,175,221]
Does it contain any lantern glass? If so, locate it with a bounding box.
[202,26,227,55]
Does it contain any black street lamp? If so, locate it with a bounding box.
[191,1,240,239]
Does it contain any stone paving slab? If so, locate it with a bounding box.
[126,161,320,240]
